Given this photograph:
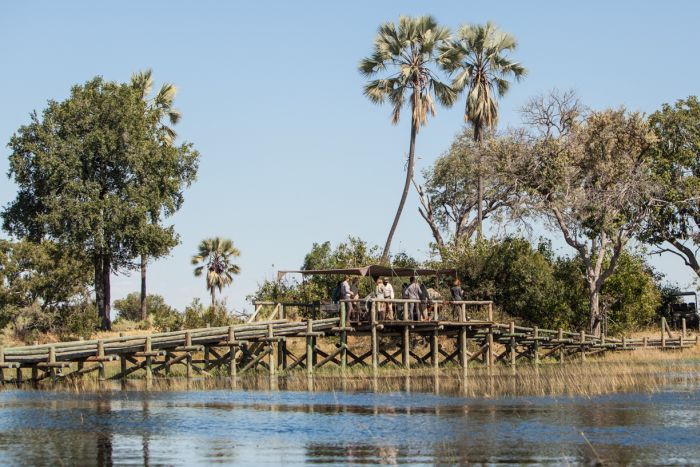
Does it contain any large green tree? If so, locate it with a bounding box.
[130,69,184,321]
[644,96,700,277]
[504,91,658,335]
[2,77,199,330]
[360,15,457,262]
[439,22,526,238]
[191,237,241,305]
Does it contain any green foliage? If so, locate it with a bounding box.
[644,96,700,277]
[439,21,526,140]
[113,292,177,322]
[436,237,663,334]
[0,239,94,336]
[359,15,456,126]
[1,301,100,342]
[191,237,241,303]
[2,75,200,328]
[182,298,234,329]
[250,237,418,310]
[600,253,661,334]
[0,239,91,312]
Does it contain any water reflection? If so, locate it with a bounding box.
[0,366,700,465]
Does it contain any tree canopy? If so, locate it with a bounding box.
[2,76,199,329]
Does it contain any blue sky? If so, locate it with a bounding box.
[1,1,698,314]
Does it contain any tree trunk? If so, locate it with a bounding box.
[475,125,484,240]
[588,285,602,337]
[102,256,112,331]
[381,120,418,263]
[211,288,216,306]
[94,256,104,329]
[140,254,148,321]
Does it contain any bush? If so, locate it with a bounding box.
[437,237,665,334]
[114,293,176,321]
[182,298,234,329]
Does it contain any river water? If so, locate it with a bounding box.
[1,376,699,465]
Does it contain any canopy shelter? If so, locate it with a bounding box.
[277,265,457,281]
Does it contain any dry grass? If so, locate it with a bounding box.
[7,352,699,399]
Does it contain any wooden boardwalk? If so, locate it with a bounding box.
[0,300,695,384]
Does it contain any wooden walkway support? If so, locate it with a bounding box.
[0,299,696,385]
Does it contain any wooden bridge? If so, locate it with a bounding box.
[0,299,695,385]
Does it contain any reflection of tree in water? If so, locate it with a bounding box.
[306,443,402,464]
[95,398,113,467]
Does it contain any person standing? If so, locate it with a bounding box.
[341,275,355,320]
[406,276,421,321]
[383,278,395,320]
[451,278,464,320]
[375,277,385,320]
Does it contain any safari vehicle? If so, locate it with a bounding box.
[669,291,699,329]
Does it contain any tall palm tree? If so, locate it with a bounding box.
[191,237,241,305]
[131,70,182,320]
[439,22,526,238]
[360,15,457,263]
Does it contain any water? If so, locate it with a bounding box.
[1,378,699,465]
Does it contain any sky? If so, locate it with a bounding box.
[1,1,699,316]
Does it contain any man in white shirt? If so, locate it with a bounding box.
[382,278,395,320]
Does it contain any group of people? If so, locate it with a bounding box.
[333,275,465,322]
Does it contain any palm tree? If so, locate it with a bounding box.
[191,237,241,305]
[359,15,457,263]
[439,22,526,238]
[131,70,182,320]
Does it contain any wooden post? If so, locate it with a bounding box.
[488,302,493,321]
[267,323,276,376]
[487,327,494,368]
[97,340,105,381]
[433,302,439,321]
[661,318,667,348]
[431,328,439,369]
[580,330,586,362]
[185,331,193,379]
[16,367,22,384]
[622,336,626,349]
[371,301,378,372]
[0,346,4,384]
[48,346,57,383]
[204,323,210,367]
[558,328,564,364]
[340,302,347,371]
[119,333,127,379]
[402,301,410,369]
[533,326,540,365]
[643,336,648,348]
[306,319,314,376]
[509,321,516,367]
[145,336,153,382]
[682,318,687,347]
[459,304,468,375]
[228,326,237,378]
[279,304,287,369]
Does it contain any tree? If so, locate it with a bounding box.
[130,70,184,321]
[191,237,241,304]
[415,128,523,251]
[359,15,457,262]
[643,96,700,278]
[2,77,200,330]
[439,22,526,238]
[505,91,658,335]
